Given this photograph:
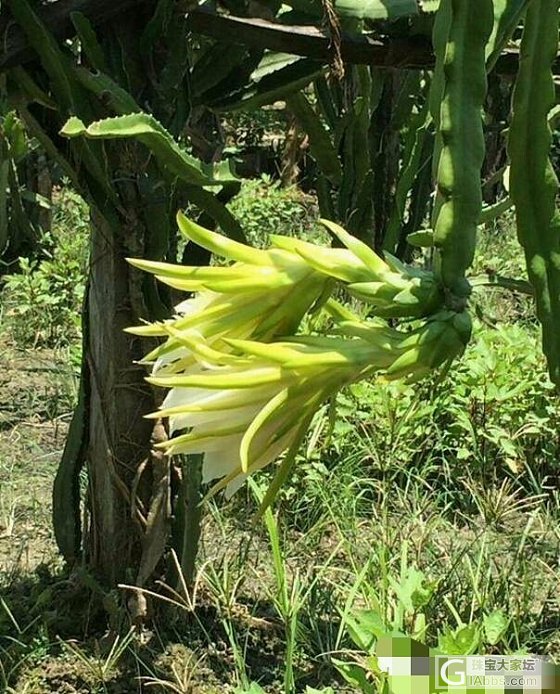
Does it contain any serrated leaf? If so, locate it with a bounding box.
[483,610,509,645]
[61,113,237,187]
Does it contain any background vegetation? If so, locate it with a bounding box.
[0,180,558,693]
[0,0,558,691]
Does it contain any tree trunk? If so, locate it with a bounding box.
[84,209,157,586]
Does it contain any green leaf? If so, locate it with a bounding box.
[72,67,141,114]
[346,609,389,652]
[6,159,36,252]
[332,659,376,694]
[480,197,513,224]
[346,169,375,240]
[235,684,266,694]
[3,112,28,162]
[8,66,57,109]
[390,567,433,613]
[140,0,175,53]
[6,0,116,201]
[385,99,431,252]
[61,114,237,187]
[214,58,324,112]
[190,42,249,98]
[487,0,531,70]
[6,0,76,111]
[422,1,529,69]
[19,106,81,191]
[252,52,303,82]
[419,0,440,10]
[508,0,560,386]
[438,624,481,655]
[483,610,509,645]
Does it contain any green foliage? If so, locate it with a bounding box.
[471,215,534,324]
[2,3,559,691]
[226,176,328,248]
[332,554,544,689]
[288,321,557,516]
[0,106,45,266]
[1,187,88,348]
[223,108,286,152]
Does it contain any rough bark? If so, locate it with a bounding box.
[85,208,156,585]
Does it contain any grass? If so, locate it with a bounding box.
[0,189,558,692]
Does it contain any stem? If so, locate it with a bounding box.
[173,453,203,591]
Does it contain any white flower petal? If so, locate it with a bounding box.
[161,383,275,412]
[169,431,243,456]
[174,291,217,316]
[224,430,294,499]
[170,402,261,434]
[202,443,242,485]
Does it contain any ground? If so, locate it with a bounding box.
[0,337,345,693]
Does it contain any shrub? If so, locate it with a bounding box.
[227,175,328,248]
[1,187,88,348]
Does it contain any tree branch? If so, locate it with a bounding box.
[186,7,435,70]
[1,1,559,76]
[185,8,560,76]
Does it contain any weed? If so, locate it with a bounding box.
[1,186,88,349]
